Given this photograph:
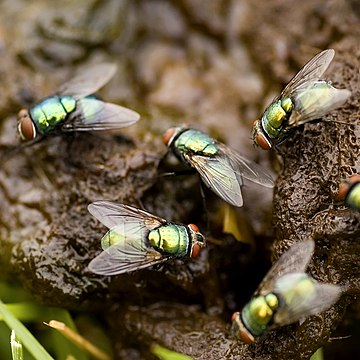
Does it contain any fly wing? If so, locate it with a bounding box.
[61,98,140,132]
[256,240,315,296]
[281,49,335,99]
[273,275,341,326]
[184,153,244,207]
[88,241,169,275]
[88,201,166,230]
[217,143,274,188]
[287,82,351,126]
[57,63,117,99]
[99,222,149,251]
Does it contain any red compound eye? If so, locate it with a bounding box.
[191,243,202,258]
[338,175,360,200]
[231,312,239,322]
[231,312,255,344]
[337,182,349,201]
[163,128,175,145]
[188,223,200,232]
[349,174,360,183]
[255,133,271,150]
[17,110,36,141]
[239,329,254,344]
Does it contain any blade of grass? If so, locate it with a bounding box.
[47,309,89,360]
[75,315,112,358]
[0,299,54,360]
[11,330,24,360]
[0,322,14,359]
[151,344,193,360]
[44,320,111,360]
[310,348,324,360]
[1,303,89,359]
[1,303,56,322]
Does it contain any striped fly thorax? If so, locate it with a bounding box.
[173,129,219,158]
[148,224,190,257]
[30,96,76,134]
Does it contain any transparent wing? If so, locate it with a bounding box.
[61,98,140,132]
[88,241,169,275]
[184,153,244,207]
[58,63,117,99]
[287,82,351,126]
[256,240,315,296]
[217,143,274,188]
[273,274,341,325]
[99,222,149,251]
[88,201,166,230]
[281,49,335,99]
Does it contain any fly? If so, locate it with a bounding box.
[88,201,206,275]
[163,125,274,207]
[17,63,140,142]
[252,49,351,150]
[231,240,341,343]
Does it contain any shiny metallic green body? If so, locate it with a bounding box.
[101,223,190,257]
[260,81,339,145]
[242,274,316,338]
[173,129,218,158]
[30,96,76,134]
[260,97,293,142]
[148,224,190,257]
[346,182,360,210]
[241,293,279,337]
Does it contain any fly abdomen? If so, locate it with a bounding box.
[30,96,76,134]
[101,228,126,250]
[174,129,218,156]
[148,224,189,257]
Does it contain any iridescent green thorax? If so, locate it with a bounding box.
[30,96,76,134]
[261,97,294,140]
[148,224,190,257]
[241,293,279,337]
[346,182,360,210]
[173,129,219,157]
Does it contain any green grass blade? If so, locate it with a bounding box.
[1,303,90,359]
[310,348,324,360]
[47,309,89,360]
[151,344,193,360]
[11,330,24,360]
[45,320,110,360]
[1,303,56,322]
[0,299,54,360]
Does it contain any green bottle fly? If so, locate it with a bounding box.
[231,240,341,343]
[88,201,206,275]
[252,49,351,150]
[17,63,140,142]
[163,125,274,207]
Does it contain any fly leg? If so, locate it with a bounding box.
[159,169,196,177]
[199,180,210,232]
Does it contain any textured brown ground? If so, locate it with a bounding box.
[0,0,359,359]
